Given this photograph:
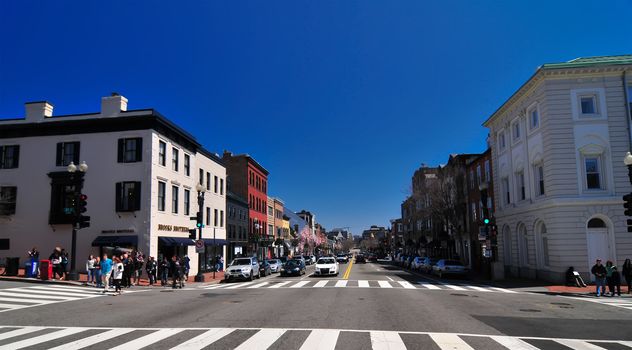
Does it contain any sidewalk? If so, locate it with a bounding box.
[0,267,224,287]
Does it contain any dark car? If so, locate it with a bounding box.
[367,254,378,262]
[280,260,306,276]
[355,254,366,263]
[259,260,271,276]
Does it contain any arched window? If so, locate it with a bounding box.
[539,223,549,267]
[587,218,606,228]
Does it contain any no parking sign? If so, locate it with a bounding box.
[195,239,205,253]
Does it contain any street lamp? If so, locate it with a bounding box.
[67,161,88,281]
[624,152,632,184]
[254,219,261,259]
[194,183,205,282]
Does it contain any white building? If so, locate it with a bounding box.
[0,94,226,275]
[483,55,632,283]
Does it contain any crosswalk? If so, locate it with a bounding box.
[0,285,109,313]
[566,295,632,312]
[0,326,628,349]
[201,279,517,293]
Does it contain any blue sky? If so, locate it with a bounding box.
[1,1,631,234]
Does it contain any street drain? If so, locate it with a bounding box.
[519,309,541,312]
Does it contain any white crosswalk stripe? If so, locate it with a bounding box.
[201,279,517,293]
[565,295,632,311]
[0,326,627,350]
[0,285,108,313]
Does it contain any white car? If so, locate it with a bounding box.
[314,257,339,276]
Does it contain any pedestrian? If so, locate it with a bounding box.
[134,252,144,285]
[94,256,102,288]
[591,259,607,297]
[60,249,69,280]
[100,254,113,293]
[160,257,169,286]
[170,255,182,289]
[112,256,124,295]
[122,253,132,288]
[49,248,62,280]
[146,256,157,285]
[183,255,190,281]
[27,247,40,278]
[623,258,632,294]
[85,255,95,285]
[219,256,224,272]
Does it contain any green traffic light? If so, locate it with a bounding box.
[484,218,490,224]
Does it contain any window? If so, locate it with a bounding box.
[535,164,545,196]
[214,176,218,193]
[519,225,529,266]
[498,131,506,151]
[502,177,510,205]
[48,173,79,224]
[184,189,190,215]
[158,141,166,166]
[469,170,475,189]
[0,145,19,169]
[172,186,179,214]
[529,107,539,130]
[56,142,80,166]
[172,148,179,171]
[484,161,490,183]
[117,138,142,163]
[115,182,140,212]
[539,223,549,267]
[476,166,482,186]
[580,96,596,114]
[516,171,525,201]
[268,205,273,216]
[220,210,224,227]
[158,181,166,211]
[206,172,211,191]
[214,209,219,226]
[206,207,211,226]
[585,157,601,189]
[184,154,190,176]
[0,186,17,215]
[220,178,224,195]
[471,203,477,221]
[512,120,521,142]
[199,169,204,185]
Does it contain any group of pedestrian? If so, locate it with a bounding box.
[48,247,69,280]
[591,258,632,297]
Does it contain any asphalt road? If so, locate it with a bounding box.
[1,260,632,349]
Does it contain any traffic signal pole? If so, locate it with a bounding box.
[67,172,85,281]
[194,189,205,282]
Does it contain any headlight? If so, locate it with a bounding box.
[293,267,299,271]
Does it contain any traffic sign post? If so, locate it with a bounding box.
[195,239,205,254]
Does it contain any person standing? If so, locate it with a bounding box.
[591,259,607,297]
[100,254,113,293]
[94,256,102,288]
[49,248,62,280]
[122,253,133,288]
[170,255,182,289]
[60,249,69,280]
[27,247,40,278]
[85,255,95,285]
[134,252,144,285]
[623,258,632,294]
[112,256,124,295]
[146,256,157,286]
[160,257,169,287]
[605,260,616,296]
[183,255,190,281]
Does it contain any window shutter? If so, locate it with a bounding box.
[134,182,141,210]
[12,146,19,168]
[117,139,125,163]
[135,138,142,162]
[73,142,80,164]
[56,143,63,166]
[115,182,122,212]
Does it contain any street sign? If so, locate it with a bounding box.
[195,239,205,253]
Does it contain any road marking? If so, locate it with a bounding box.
[490,336,541,350]
[235,328,286,350]
[370,331,406,350]
[441,284,467,291]
[429,333,475,350]
[358,280,370,288]
[0,327,45,341]
[225,282,255,289]
[13,288,102,297]
[291,281,310,288]
[109,328,183,350]
[299,329,339,350]
[378,281,392,288]
[335,280,348,288]
[247,282,269,289]
[0,291,78,301]
[268,281,292,289]
[0,327,86,350]
[314,280,328,288]
[465,286,490,292]
[48,328,136,350]
[554,339,609,350]
[342,260,354,279]
[398,281,416,289]
[0,297,53,304]
[386,276,394,281]
[418,282,441,290]
[488,287,517,293]
[171,328,235,349]
[27,286,104,295]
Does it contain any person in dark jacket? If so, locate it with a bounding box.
[170,255,182,289]
[591,259,607,297]
[160,257,169,286]
[145,256,157,286]
[623,258,632,294]
[122,253,133,288]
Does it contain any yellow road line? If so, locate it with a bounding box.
[342,259,354,280]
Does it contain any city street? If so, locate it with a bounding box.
[1,261,631,349]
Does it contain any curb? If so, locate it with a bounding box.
[0,276,85,286]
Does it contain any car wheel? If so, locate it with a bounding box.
[249,273,254,281]
[438,271,442,278]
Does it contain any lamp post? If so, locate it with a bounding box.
[624,152,632,184]
[194,183,205,282]
[212,226,216,280]
[478,181,491,279]
[254,219,261,259]
[67,161,88,281]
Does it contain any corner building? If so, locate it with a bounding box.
[0,95,227,274]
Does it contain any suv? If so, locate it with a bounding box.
[224,257,260,281]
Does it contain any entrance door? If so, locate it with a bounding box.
[586,228,609,282]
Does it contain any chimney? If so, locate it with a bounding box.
[101,93,128,116]
[25,101,54,122]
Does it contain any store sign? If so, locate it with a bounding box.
[158,224,190,232]
[101,229,135,234]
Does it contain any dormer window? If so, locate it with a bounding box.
[580,96,596,114]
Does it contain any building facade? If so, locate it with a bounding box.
[0,95,227,274]
[483,55,632,282]
[226,191,249,262]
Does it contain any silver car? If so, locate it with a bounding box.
[432,259,467,278]
[268,259,281,273]
[224,257,260,281]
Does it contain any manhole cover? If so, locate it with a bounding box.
[450,293,468,297]
[519,309,541,312]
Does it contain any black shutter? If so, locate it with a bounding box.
[115,182,122,212]
[12,146,19,168]
[56,143,63,166]
[134,182,141,210]
[135,138,142,162]
[117,139,125,163]
[73,142,80,164]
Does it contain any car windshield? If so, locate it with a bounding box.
[286,261,298,266]
[268,260,277,264]
[317,258,335,264]
[232,259,251,266]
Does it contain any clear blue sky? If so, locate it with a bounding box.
[1,1,631,234]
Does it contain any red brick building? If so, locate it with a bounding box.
[222,151,269,259]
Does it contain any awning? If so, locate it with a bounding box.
[92,235,138,247]
[158,237,195,246]
[202,238,228,246]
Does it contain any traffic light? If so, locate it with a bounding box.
[190,212,204,228]
[189,229,197,239]
[77,215,90,229]
[76,194,88,214]
[624,193,632,216]
[74,193,90,229]
[483,218,490,225]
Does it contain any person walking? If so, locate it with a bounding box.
[160,257,169,287]
[182,255,190,281]
[112,256,124,296]
[94,256,102,288]
[49,248,62,280]
[170,255,182,289]
[85,255,95,285]
[100,254,113,294]
[60,249,69,280]
[591,259,607,297]
[623,258,632,294]
[146,256,157,286]
[134,252,144,286]
[122,253,133,288]
[605,260,616,296]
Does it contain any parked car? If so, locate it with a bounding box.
[355,254,366,263]
[278,256,288,264]
[224,257,260,281]
[336,254,349,264]
[293,256,306,266]
[268,259,281,273]
[280,259,306,276]
[314,257,339,276]
[432,259,468,278]
[411,256,425,271]
[420,257,438,274]
[368,254,378,262]
[259,260,272,276]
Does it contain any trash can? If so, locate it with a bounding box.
[4,257,19,276]
[40,260,52,280]
[25,262,32,277]
[31,260,39,278]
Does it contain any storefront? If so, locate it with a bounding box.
[157,236,195,262]
[202,238,227,271]
[91,235,138,258]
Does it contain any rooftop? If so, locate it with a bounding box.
[540,55,632,69]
